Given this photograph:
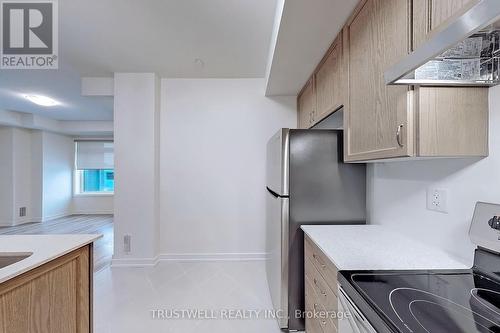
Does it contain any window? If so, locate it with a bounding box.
[75,141,114,194]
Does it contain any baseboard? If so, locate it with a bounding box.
[0,216,45,226]
[71,210,114,215]
[158,252,266,262]
[0,219,15,227]
[110,253,266,268]
[111,256,160,268]
[41,212,72,222]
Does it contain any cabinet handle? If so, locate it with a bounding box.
[313,278,327,296]
[396,124,404,147]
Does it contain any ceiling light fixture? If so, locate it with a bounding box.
[24,94,59,107]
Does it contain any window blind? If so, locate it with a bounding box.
[75,141,114,170]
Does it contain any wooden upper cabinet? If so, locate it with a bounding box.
[413,0,479,48]
[315,35,344,123]
[417,87,488,156]
[296,0,488,160]
[297,79,315,129]
[412,0,488,158]
[344,0,413,161]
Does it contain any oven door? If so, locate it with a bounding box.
[338,286,377,333]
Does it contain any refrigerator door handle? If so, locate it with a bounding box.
[266,186,284,198]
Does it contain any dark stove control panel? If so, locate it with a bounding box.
[489,216,500,230]
[470,202,500,253]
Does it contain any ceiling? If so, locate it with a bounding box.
[0,64,113,121]
[60,0,278,78]
[0,0,278,121]
[265,0,359,96]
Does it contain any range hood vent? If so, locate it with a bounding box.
[385,0,500,86]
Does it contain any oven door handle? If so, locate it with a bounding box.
[338,286,377,333]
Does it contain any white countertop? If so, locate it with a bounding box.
[0,234,101,284]
[301,225,469,271]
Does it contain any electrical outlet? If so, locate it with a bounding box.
[427,188,449,213]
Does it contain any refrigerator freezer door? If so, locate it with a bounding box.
[266,129,289,196]
[265,188,289,329]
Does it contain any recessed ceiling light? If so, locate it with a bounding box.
[24,94,59,107]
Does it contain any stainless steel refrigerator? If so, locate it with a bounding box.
[265,129,366,331]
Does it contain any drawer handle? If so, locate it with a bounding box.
[321,320,327,326]
[313,254,326,269]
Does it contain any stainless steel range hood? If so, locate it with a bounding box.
[385,0,500,86]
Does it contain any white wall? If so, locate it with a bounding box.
[159,78,296,258]
[12,128,33,224]
[113,73,160,262]
[41,131,74,220]
[0,127,40,226]
[72,195,114,214]
[0,127,112,226]
[30,131,43,220]
[368,86,500,265]
[0,127,14,225]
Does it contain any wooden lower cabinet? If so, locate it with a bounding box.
[0,246,92,333]
[305,236,340,333]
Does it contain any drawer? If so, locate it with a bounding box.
[305,258,339,314]
[305,276,338,333]
[305,236,339,294]
[307,311,338,333]
[305,277,321,333]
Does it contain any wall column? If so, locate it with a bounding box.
[113,73,160,264]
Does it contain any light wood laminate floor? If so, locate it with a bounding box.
[0,214,113,272]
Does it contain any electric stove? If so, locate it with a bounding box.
[338,202,500,333]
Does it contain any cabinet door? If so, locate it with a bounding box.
[417,87,488,156]
[297,79,314,129]
[0,246,91,333]
[344,0,413,161]
[413,0,479,48]
[315,35,344,123]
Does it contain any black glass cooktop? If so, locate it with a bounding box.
[341,270,500,333]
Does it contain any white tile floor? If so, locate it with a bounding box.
[94,261,283,333]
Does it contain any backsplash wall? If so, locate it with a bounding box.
[367,85,500,265]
